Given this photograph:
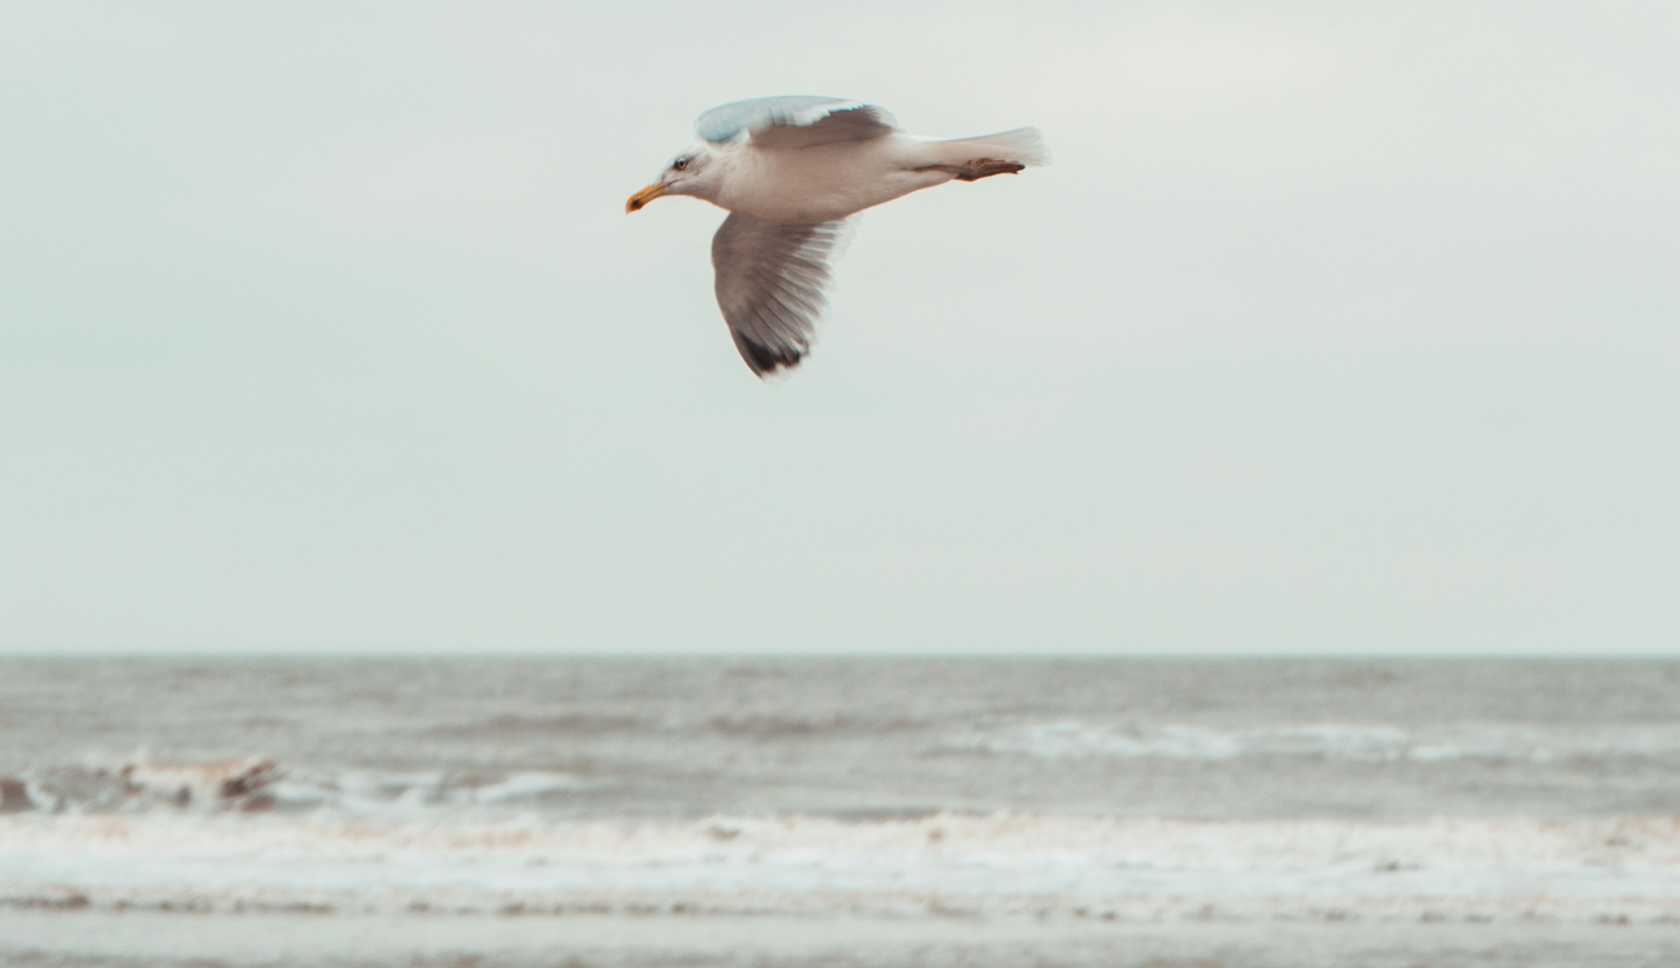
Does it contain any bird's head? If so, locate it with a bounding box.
[626,146,717,213]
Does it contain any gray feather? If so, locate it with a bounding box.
[710,214,851,377]
[695,96,898,148]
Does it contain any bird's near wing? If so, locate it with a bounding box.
[711,214,851,377]
[695,96,898,150]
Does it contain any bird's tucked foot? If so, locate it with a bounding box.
[910,158,1026,181]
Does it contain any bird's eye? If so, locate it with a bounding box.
[672,158,689,171]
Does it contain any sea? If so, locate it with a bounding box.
[2,658,1678,967]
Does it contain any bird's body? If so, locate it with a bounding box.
[627,97,1048,377]
[707,135,942,224]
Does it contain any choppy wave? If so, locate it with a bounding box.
[943,721,1680,763]
[3,812,1679,923]
[428,712,926,739]
[12,718,1680,822]
[2,756,591,818]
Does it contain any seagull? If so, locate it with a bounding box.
[626,96,1048,377]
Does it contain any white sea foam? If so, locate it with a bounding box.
[944,721,1680,763]
[270,768,590,813]
[3,813,1679,923]
[13,757,592,819]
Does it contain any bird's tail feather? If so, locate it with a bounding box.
[926,127,1050,167]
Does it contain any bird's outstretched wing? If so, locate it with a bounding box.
[711,213,851,377]
[696,96,898,150]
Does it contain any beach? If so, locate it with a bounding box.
[3,658,1678,965]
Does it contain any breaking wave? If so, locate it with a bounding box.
[943,721,1680,764]
[1,755,591,818]
[2,812,1679,923]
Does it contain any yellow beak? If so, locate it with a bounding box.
[625,183,667,213]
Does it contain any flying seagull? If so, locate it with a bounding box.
[627,96,1049,377]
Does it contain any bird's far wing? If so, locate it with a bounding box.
[696,96,898,150]
[710,213,852,377]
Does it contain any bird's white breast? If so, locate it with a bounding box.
[712,135,953,224]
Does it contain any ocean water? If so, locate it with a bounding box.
[2,658,1678,967]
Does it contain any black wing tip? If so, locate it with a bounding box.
[732,333,807,379]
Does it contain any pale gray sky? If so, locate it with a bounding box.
[1,2,1675,654]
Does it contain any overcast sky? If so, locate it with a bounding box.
[1,2,1675,655]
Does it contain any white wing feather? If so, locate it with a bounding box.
[710,214,852,376]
